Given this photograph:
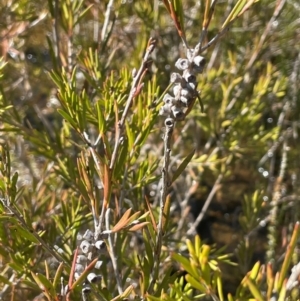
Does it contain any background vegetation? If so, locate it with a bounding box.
[0,0,300,300]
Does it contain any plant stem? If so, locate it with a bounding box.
[267,140,288,262]
[109,37,156,173]
[149,117,174,292]
[105,208,123,294]
[101,0,115,42]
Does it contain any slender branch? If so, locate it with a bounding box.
[105,209,123,294]
[93,0,100,44]
[196,26,230,54]
[109,37,156,172]
[67,35,73,75]
[101,0,115,42]
[53,0,61,65]
[197,0,218,54]
[149,117,174,292]
[207,0,233,69]
[187,174,223,236]
[267,140,288,262]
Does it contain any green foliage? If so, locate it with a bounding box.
[1,0,300,300]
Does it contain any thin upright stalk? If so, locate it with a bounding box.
[267,140,288,262]
[109,37,156,172]
[105,209,123,294]
[53,0,61,65]
[149,117,174,292]
[101,0,115,42]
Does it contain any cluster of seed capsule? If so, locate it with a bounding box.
[76,229,106,297]
[159,53,206,121]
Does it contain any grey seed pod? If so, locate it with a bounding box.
[173,84,182,98]
[82,285,91,294]
[75,263,85,274]
[165,117,174,127]
[180,96,191,107]
[82,229,94,241]
[170,72,182,83]
[76,233,83,241]
[175,112,185,121]
[163,93,176,104]
[192,56,206,73]
[180,88,191,98]
[87,273,102,284]
[80,240,92,254]
[187,82,197,91]
[87,251,93,261]
[95,240,105,250]
[54,245,64,254]
[76,255,88,264]
[175,58,189,70]
[171,106,185,120]
[182,70,197,83]
[159,103,172,116]
[74,272,81,280]
[95,260,103,269]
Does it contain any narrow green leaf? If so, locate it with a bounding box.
[96,100,105,134]
[278,222,300,290]
[172,253,199,279]
[35,273,57,298]
[173,0,185,34]
[114,137,128,179]
[203,0,211,27]
[249,261,261,280]
[57,109,78,130]
[162,194,171,233]
[245,277,264,301]
[53,262,64,290]
[75,4,93,25]
[125,120,135,151]
[171,149,195,184]
[0,275,11,286]
[12,225,39,244]
[185,274,206,292]
[222,0,247,29]
[278,280,287,301]
[216,272,224,301]
[111,285,133,301]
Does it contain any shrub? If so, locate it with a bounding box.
[1,0,300,300]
